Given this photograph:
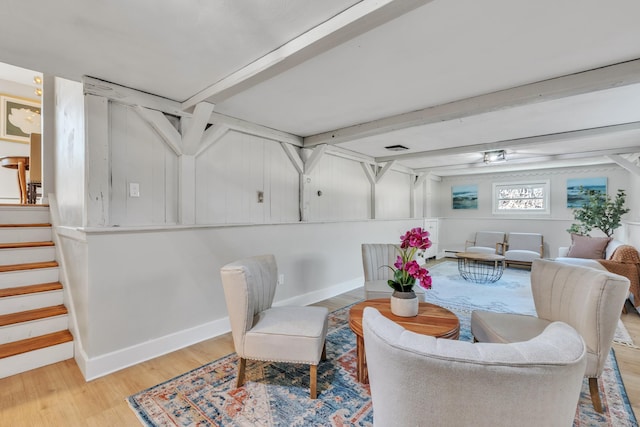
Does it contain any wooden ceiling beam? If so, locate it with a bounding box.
[182,0,433,109]
[374,121,640,163]
[304,59,640,147]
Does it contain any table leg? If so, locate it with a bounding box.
[356,334,369,384]
[17,160,27,204]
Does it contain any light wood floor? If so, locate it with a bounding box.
[1,287,638,426]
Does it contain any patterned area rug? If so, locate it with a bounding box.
[422,261,635,347]
[128,291,638,426]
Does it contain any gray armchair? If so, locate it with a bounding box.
[220,254,329,399]
[471,259,630,412]
[465,231,506,255]
[363,307,586,427]
[502,232,543,268]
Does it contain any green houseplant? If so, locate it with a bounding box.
[567,188,629,237]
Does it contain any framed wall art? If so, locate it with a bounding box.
[566,177,607,208]
[0,95,41,143]
[452,184,478,209]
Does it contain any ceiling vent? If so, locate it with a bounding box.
[384,144,409,151]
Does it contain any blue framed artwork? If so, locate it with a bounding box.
[566,177,607,208]
[452,184,478,209]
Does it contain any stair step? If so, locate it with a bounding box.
[0,282,62,299]
[0,226,52,244]
[0,330,73,359]
[0,241,54,249]
[0,305,67,328]
[0,261,58,273]
[0,223,51,228]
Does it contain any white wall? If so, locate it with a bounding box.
[60,218,421,379]
[306,153,371,221]
[196,130,299,224]
[436,166,632,257]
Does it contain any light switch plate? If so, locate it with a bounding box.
[129,183,140,197]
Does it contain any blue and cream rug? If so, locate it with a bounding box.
[128,262,638,426]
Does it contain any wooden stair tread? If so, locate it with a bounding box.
[0,223,51,228]
[0,203,49,207]
[0,241,54,249]
[0,261,58,273]
[0,304,67,327]
[0,330,72,359]
[0,282,62,298]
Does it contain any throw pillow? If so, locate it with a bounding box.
[566,234,611,259]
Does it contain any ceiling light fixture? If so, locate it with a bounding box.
[483,150,506,164]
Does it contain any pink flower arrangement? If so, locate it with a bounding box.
[387,227,432,293]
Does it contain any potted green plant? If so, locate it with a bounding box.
[567,188,629,237]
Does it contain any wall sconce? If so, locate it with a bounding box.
[483,150,506,164]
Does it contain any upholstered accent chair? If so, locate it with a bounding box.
[363,307,586,427]
[464,231,506,255]
[220,254,329,399]
[502,232,543,268]
[361,244,425,300]
[471,259,630,413]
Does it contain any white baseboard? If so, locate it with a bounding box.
[79,277,364,381]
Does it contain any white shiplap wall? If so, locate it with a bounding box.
[195,130,299,224]
[109,103,179,226]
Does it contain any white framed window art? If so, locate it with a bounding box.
[492,180,550,214]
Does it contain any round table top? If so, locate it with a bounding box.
[456,251,505,261]
[349,298,459,340]
[0,156,29,170]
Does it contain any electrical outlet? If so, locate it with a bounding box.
[129,183,140,198]
[278,274,285,286]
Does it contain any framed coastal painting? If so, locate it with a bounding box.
[566,177,607,208]
[452,184,478,209]
[0,95,41,143]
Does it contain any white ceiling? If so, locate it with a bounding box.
[1,0,639,176]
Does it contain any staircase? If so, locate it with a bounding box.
[0,204,73,378]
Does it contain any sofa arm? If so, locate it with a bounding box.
[558,247,569,257]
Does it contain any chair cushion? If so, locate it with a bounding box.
[505,250,540,263]
[566,234,611,259]
[466,246,498,255]
[471,311,550,343]
[244,306,328,364]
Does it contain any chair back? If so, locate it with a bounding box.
[363,307,586,427]
[508,232,543,254]
[220,254,278,355]
[361,244,398,281]
[531,259,629,375]
[474,231,505,248]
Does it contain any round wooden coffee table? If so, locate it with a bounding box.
[349,298,459,383]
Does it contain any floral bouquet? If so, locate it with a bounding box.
[387,227,432,293]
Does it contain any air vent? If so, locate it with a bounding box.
[384,144,409,151]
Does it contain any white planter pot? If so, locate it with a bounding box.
[390,290,419,317]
